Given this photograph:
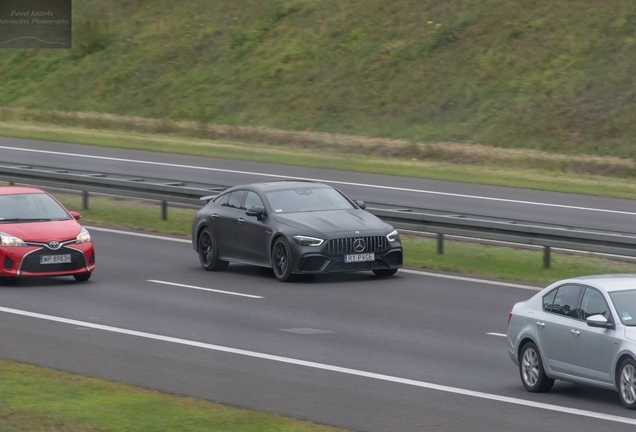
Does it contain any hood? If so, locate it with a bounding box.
[274,210,389,234]
[0,220,81,243]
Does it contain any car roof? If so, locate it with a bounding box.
[0,186,46,195]
[234,181,331,192]
[553,274,636,293]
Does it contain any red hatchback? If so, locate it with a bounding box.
[0,186,95,281]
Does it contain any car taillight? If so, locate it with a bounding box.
[508,311,512,326]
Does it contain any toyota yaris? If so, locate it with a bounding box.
[0,186,95,281]
[192,181,402,281]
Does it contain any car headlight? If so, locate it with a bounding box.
[386,229,400,242]
[0,232,27,247]
[292,235,324,247]
[76,227,91,244]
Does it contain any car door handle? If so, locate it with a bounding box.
[211,214,219,219]
[536,321,545,328]
[571,329,580,336]
[238,218,245,224]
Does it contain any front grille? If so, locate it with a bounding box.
[326,236,389,254]
[20,247,86,273]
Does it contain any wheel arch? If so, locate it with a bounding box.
[195,224,211,252]
[517,337,537,362]
[615,353,636,385]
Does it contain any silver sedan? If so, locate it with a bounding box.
[507,274,636,409]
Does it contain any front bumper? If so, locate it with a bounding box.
[0,242,96,278]
[288,238,403,274]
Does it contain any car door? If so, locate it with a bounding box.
[569,287,618,383]
[534,284,584,375]
[212,190,245,258]
[235,191,272,264]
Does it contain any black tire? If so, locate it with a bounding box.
[519,342,554,393]
[198,228,229,271]
[272,237,294,282]
[373,269,398,277]
[73,272,92,282]
[618,358,636,409]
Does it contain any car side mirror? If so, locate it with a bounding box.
[586,314,613,329]
[69,211,82,220]
[355,200,366,210]
[245,207,266,220]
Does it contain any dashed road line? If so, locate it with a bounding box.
[147,280,263,299]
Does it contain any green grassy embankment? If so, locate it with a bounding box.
[2,0,636,162]
[0,359,351,432]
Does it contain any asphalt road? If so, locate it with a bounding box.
[1,228,636,431]
[1,137,636,233]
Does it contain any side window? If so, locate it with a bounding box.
[214,194,230,206]
[579,288,611,321]
[543,289,557,312]
[243,191,264,211]
[551,285,583,318]
[227,190,246,209]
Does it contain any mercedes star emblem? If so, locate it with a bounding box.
[353,238,366,253]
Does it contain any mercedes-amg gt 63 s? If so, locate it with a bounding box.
[192,181,403,281]
[0,186,95,282]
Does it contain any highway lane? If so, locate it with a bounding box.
[2,137,636,233]
[1,228,636,431]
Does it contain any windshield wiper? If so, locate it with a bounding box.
[0,218,53,223]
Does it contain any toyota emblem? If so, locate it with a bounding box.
[353,238,366,253]
[48,240,61,250]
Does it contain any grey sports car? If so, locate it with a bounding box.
[191,181,403,281]
[507,274,636,409]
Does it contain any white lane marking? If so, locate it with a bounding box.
[85,226,191,243]
[86,226,541,291]
[1,306,635,426]
[147,280,263,299]
[487,332,507,337]
[1,145,634,216]
[399,269,542,291]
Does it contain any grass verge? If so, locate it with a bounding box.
[54,193,636,286]
[0,359,350,432]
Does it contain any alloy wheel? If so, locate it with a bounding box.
[621,364,636,405]
[273,242,288,277]
[522,347,539,387]
[199,232,213,266]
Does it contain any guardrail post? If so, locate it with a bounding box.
[82,191,89,210]
[437,233,444,254]
[543,246,551,268]
[161,200,168,220]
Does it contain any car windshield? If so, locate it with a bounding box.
[265,187,355,214]
[609,289,636,327]
[0,193,71,222]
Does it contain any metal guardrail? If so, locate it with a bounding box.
[2,162,636,268]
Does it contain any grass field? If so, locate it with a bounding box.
[2,1,636,158]
[0,359,351,432]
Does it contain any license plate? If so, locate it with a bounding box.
[40,254,71,264]
[344,253,375,263]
